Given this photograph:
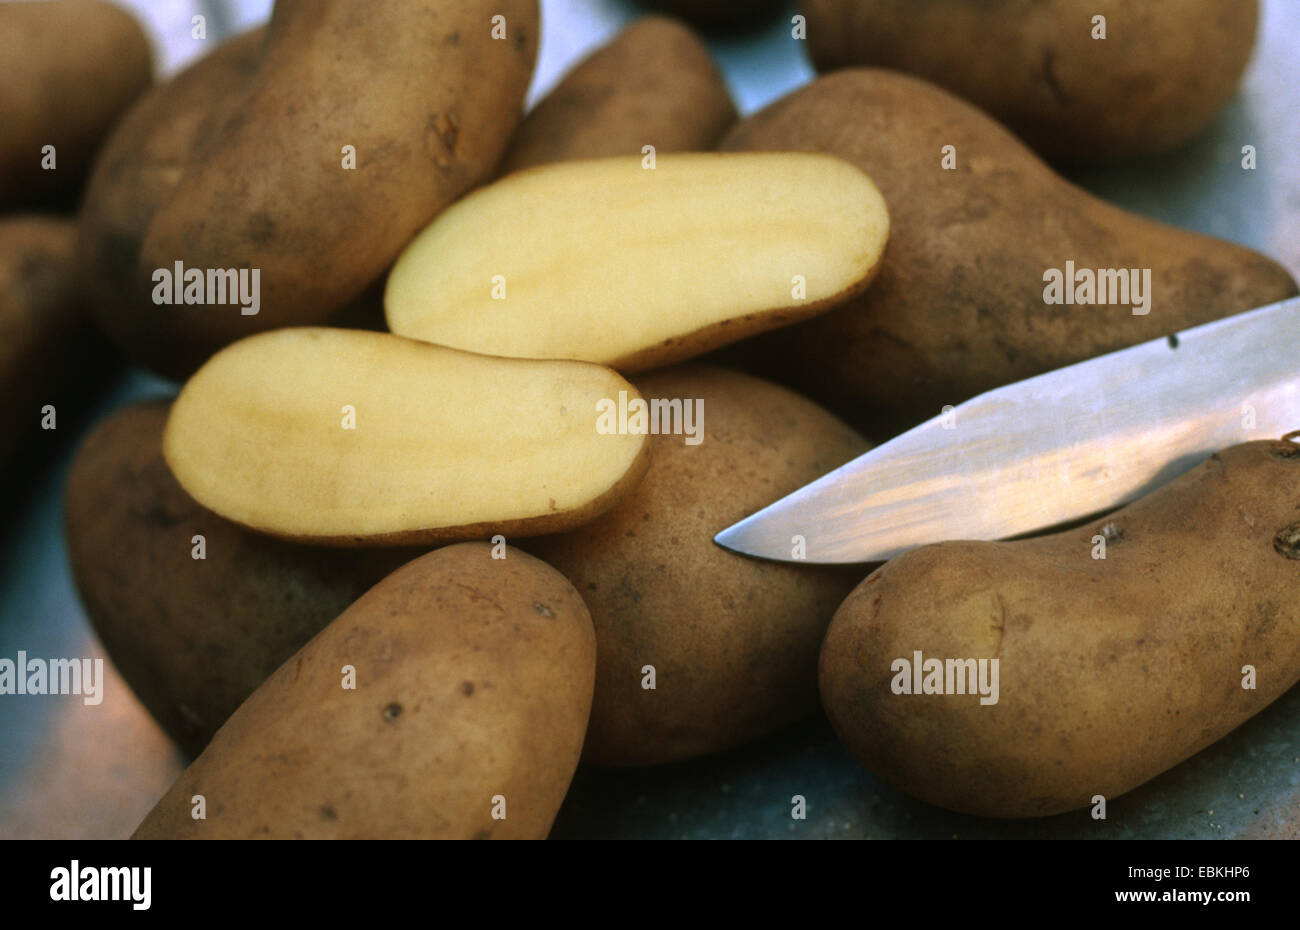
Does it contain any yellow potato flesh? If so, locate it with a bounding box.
[163,328,649,544]
[384,153,890,369]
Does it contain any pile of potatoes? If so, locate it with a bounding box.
[5,0,1299,837]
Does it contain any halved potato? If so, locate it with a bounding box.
[384,153,889,371]
[163,328,650,545]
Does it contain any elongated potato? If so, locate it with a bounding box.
[133,543,596,839]
[820,434,1300,818]
[720,70,1298,436]
[524,365,868,765]
[802,0,1258,162]
[0,0,152,207]
[66,401,423,756]
[81,0,538,379]
[79,27,388,343]
[164,328,650,545]
[78,28,267,379]
[498,17,736,174]
[0,217,106,472]
[386,153,889,371]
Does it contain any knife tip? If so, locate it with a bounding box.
[713,516,777,560]
[714,518,802,563]
[712,523,747,555]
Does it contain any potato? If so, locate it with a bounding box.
[720,70,1298,437]
[79,1,538,380]
[0,217,105,472]
[78,29,266,380]
[78,29,395,348]
[133,543,596,839]
[523,365,867,765]
[164,328,650,546]
[66,400,423,756]
[820,434,1300,818]
[386,153,889,371]
[801,0,1258,162]
[498,17,736,174]
[0,0,152,207]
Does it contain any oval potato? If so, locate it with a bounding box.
[66,400,423,756]
[0,0,152,207]
[133,542,596,839]
[80,0,538,378]
[499,16,736,173]
[801,0,1259,162]
[78,28,266,380]
[720,70,1298,437]
[0,217,107,472]
[820,436,1300,817]
[524,365,868,765]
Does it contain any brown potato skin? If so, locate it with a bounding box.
[133,543,595,839]
[0,217,105,471]
[802,0,1258,162]
[66,401,424,756]
[498,17,736,174]
[820,437,1300,818]
[81,1,538,380]
[78,31,389,355]
[77,29,267,381]
[720,70,1298,437]
[524,365,867,766]
[0,0,152,206]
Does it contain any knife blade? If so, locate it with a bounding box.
[714,296,1300,564]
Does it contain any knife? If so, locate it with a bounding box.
[714,296,1300,565]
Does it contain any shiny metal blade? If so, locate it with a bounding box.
[715,297,1300,564]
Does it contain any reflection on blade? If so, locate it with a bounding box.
[715,298,1300,564]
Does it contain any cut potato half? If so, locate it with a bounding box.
[163,329,651,546]
[384,152,890,370]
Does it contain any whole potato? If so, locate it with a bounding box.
[524,365,867,766]
[0,0,152,207]
[801,0,1258,161]
[499,17,736,174]
[820,434,1300,818]
[0,217,106,473]
[720,70,1298,437]
[65,401,423,756]
[78,29,266,380]
[81,0,539,379]
[133,543,595,839]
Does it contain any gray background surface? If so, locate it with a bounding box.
[1,0,1297,839]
